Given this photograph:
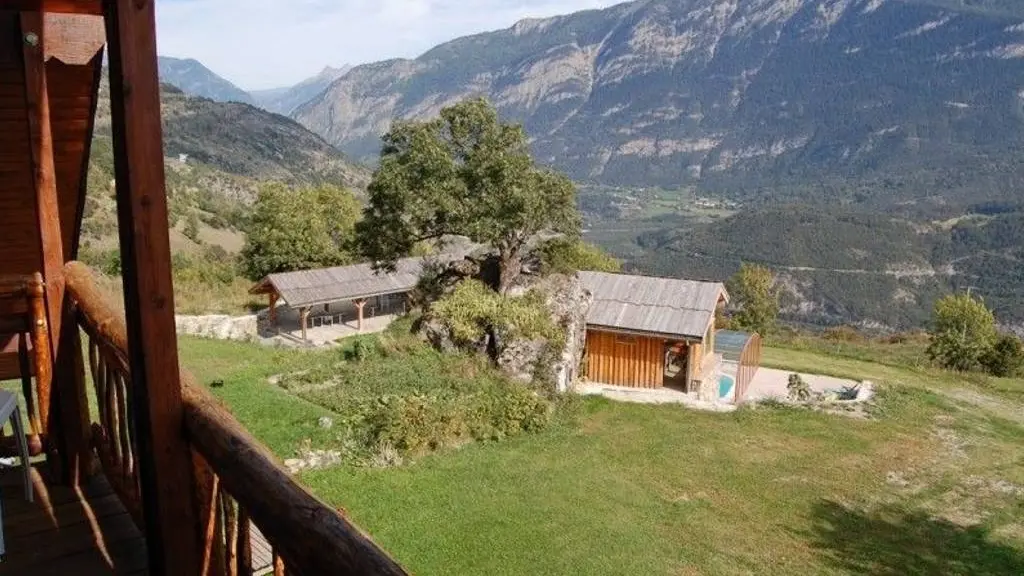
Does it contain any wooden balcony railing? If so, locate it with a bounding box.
[65,261,408,575]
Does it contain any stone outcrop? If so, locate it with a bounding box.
[500,274,591,392]
[420,267,592,393]
[175,314,258,341]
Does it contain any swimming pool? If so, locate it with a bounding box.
[718,374,735,399]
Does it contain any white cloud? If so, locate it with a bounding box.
[156,0,622,90]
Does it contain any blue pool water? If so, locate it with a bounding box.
[718,375,735,399]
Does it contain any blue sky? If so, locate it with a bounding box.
[156,0,622,90]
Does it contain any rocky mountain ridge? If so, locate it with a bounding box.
[292,0,1024,207]
[158,56,253,104]
[251,65,353,115]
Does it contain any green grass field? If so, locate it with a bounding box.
[178,336,1024,575]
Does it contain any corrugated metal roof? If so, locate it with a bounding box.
[580,271,727,340]
[257,256,444,308]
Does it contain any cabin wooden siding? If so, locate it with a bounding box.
[0,11,40,277]
[585,329,665,388]
[0,14,99,276]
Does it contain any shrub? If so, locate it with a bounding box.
[981,334,1024,377]
[927,293,998,372]
[537,238,621,274]
[429,280,563,345]
[288,336,558,462]
[183,213,201,242]
[824,325,863,343]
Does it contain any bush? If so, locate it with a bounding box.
[824,325,863,343]
[183,213,201,242]
[537,238,621,274]
[287,336,558,462]
[429,280,563,345]
[981,334,1024,377]
[927,293,998,372]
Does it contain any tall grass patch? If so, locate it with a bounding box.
[278,331,559,463]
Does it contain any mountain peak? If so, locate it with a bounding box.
[157,56,252,104]
[293,0,1024,202]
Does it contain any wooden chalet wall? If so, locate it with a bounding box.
[0,12,40,278]
[0,12,101,276]
[586,329,665,388]
[0,10,102,371]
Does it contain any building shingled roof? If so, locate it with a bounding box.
[251,256,444,308]
[579,271,727,340]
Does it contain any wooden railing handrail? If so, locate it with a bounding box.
[65,261,408,576]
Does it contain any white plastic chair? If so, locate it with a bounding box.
[0,389,32,559]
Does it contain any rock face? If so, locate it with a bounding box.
[175,314,258,341]
[421,269,592,392]
[499,274,592,393]
[251,65,353,116]
[294,0,1024,195]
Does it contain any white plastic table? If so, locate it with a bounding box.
[0,390,32,559]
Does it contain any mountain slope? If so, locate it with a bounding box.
[627,205,1024,329]
[252,65,352,115]
[92,80,369,189]
[82,80,371,253]
[294,0,1024,207]
[158,56,253,104]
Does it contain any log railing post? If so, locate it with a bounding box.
[104,0,201,572]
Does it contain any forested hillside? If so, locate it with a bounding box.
[624,206,1024,330]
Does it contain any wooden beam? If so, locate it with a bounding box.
[268,293,277,327]
[49,294,92,486]
[21,11,64,455]
[354,299,366,333]
[103,0,201,573]
[43,13,105,65]
[300,307,309,341]
[1,1,103,15]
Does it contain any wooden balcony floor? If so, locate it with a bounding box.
[0,462,147,575]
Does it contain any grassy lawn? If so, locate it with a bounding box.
[178,336,1024,575]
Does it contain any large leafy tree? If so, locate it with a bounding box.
[241,183,360,280]
[927,293,998,372]
[357,98,581,293]
[726,263,780,335]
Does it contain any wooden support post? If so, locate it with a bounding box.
[21,12,65,461]
[104,0,202,573]
[50,297,93,486]
[268,293,278,326]
[300,307,310,341]
[355,299,366,333]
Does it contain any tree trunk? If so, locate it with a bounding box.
[497,249,522,294]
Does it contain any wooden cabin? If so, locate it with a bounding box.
[0,2,405,574]
[580,272,729,394]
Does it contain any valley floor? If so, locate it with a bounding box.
[180,337,1024,575]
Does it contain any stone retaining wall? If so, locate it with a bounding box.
[175,314,259,341]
